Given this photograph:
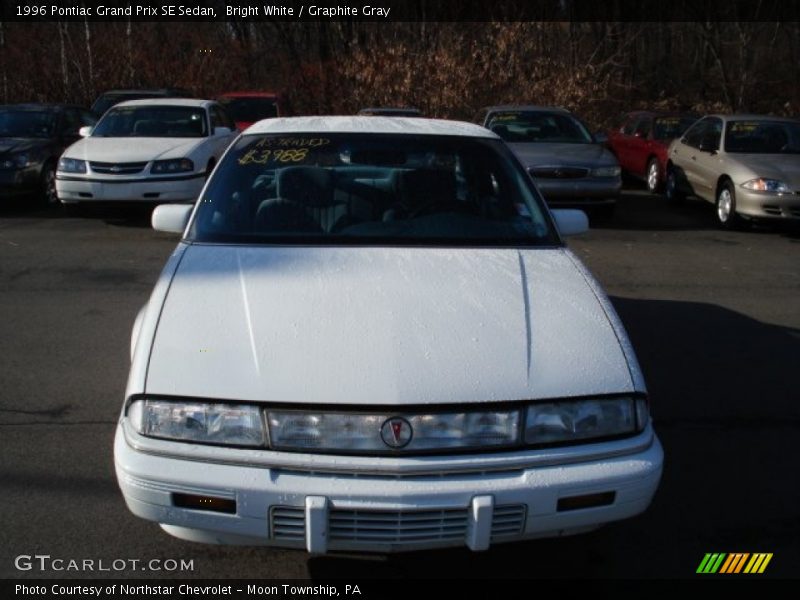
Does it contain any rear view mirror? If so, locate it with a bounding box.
[152,204,193,234]
[552,209,589,236]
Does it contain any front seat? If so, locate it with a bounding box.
[255,166,348,233]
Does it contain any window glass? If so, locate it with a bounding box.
[92,105,207,138]
[188,133,558,247]
[486,111,592,144]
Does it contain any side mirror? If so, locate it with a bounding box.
[152,204,193,234]
[214,126,233,136]
[594,131,608,145]
[79,126,93,137]
[552,209,589,236]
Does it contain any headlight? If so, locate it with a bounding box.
[741,178,792,193]
[128,400,265,447]
[151,158,194,174]
[524,398,638,444]
[267,410,520,452]
[592,166,621,177]
[0,153,30,169]
[127,396,646,452]
[58,157,86,173]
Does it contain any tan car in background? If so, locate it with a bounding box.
[665,114,800,228]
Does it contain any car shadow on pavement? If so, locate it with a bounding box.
[306,298,799,579]
[0,200,154,227]
[590,191,800,238]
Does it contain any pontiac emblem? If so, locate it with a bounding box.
[380,417,412,449]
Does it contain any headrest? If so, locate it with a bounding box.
[133,120,160,136]
[276,166,335,207]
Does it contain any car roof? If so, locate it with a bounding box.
[483,105,572,114]
[112,98,212,109]
[245,116,498,138]
[358,107,422,115]
[707,113,800,123]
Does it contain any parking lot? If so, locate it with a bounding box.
[1,190,798,579]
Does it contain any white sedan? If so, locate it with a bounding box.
[115,117,663,553]
[56,98,236,206]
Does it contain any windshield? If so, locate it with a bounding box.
[724,120,800,154]
[653,116,697,140]
[91,105,207,138]
[218,97,278,122]
[91,94,149,116]
[188,133,556,246]
[486,111,592,144]
[0,109,55,138]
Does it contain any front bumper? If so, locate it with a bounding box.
[56,173,204,204]
[0,167,40,199]
[114,420,663,553]
[735,188,800,221]
[533,177,621,205]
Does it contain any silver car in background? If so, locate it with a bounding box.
[475,106,621,216]
[666,114,800,228]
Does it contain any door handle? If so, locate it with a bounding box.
[691,155,697,161]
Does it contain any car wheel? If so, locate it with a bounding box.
[646,158,661,194]
[665,168,685,204]
[40,161,58,205]
[716,181,743,229]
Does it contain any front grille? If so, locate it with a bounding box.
[491,504,526,539]
[763,203,800,218]
[530,166,589,179]
[89,161,147,175]
[329,508,468,544]
[270,506,305,541]
[269,504,527,545]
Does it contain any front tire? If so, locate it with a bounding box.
[646,158,661,193]
[40,161,58,205]
[665,167,686,204]
[716,181,743,229]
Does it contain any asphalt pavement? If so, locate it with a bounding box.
[1,191,798,579]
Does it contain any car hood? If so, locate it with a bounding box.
[728,154,800,186]
[63,137,202,162]
[509,142,618,168]
[0,137,50,155]
[145,246,635,405]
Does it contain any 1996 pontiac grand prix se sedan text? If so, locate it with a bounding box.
[114,116,663,553]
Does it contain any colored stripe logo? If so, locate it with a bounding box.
[697,553,773,574]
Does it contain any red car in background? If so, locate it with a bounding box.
[607,111,697,193]
[216,91,282,131]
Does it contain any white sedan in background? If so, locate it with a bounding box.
[115,117,663,553]
[56,98,236,207]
